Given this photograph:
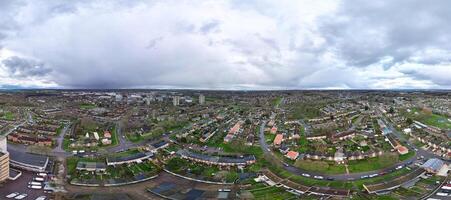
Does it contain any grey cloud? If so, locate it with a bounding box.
[145,36,164,49]
[199,20,221,34]
[2,56,52,78]
[319,0,451,68]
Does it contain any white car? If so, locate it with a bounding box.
[301,173,311,177]
[35,196,47,200]
[14,194,28,200]
[6,192,19,198]
[314,175,324,180]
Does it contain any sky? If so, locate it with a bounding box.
[0,0,450,90]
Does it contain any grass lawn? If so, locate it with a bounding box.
[399,151,415,161]
[272,97,283,107]
[127,120,189,142]
[79,103,97,109]
[109,148,140,158]
[294,160,346,174]
[407,108,451,130]
[347,154,398,173]
[0,111,14,120]
[264,133,276,143]
[297,132,308,153]
[250,186,296,200]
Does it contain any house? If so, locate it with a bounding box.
[285,151,299,160]
[397,146,409,155]
[103,131,112,138]
[422,158,445,174]
[101,138,111,145]
[93,132,100,140]
[270,126,277,134]
[273,134,283,146]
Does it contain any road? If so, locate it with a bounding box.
[53,124,70,154]
[106,121,137,152]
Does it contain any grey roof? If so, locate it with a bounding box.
[422,158,444,171]
[177,149,256,164]
[76,161,106,170]
[8,149,49,168]
[107,151,153,164]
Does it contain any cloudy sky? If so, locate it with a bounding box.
[0,0,450,89]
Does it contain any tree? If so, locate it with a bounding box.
[389,107,395,114]
[406,118,413,125]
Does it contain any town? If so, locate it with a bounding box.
[0,90,449,200]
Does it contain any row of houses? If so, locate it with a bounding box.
[257,170,350,197]
[7,133,52,146]
[223,121,243,143]
[76,150,155,172]
[176,149,256,167]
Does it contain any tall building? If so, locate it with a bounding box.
[173,96,180,106]
[0,136,9,182]
[199,94,205,105]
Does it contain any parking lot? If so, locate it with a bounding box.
[0,170,49,199]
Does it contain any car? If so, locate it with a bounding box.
[369,174,378,178]
[360,175,369,179]
[6,192,19,198]
[314,175,324,180]
[14,194,28,200]
[35,196,47,200]
[34,177,45,182]
[283,163,289,167]
[436,192,449,197]
[326,177,334,181]
[301,173,311,177]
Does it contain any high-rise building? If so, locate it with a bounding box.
[199,94,205,105]
[173,96,180,106]
[0,136,9,182]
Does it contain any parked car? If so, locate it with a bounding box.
[14,194,28,200]
[314,175,324,180]
[6,192,19,198]
[301,173,311,177]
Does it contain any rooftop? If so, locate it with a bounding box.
[8,149,49,168]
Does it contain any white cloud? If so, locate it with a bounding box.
[0,0,449,89]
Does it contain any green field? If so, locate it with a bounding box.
[347,154,398,173]
[0,111,14,120]
[79,103,97,109]
[294,160,346,175]
[407,108,451,130]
